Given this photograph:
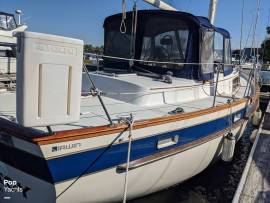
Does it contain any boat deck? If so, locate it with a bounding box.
[0,84,247,133]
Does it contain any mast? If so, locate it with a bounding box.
[143,0,177,11]
[143,0,217,25]
[16,10,22,25]
[208,0,218,24]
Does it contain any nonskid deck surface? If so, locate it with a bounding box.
[100,73,199,88]
[0,83,247,132]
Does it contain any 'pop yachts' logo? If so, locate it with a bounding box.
[0,173,31,198]
[52,143,82,152]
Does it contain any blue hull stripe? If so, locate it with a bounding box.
[48,109,245,183]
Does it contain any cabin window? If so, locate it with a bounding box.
[200,30,214,79]
[224,38,233,75]
[105,30,132,58]
[214,32,224,63]
[224,38,232,64]
[140,18,189,69]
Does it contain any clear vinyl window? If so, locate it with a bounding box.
[105,30,132,58]
[140,17,189,68]
[214,32,224,63]
[224,38,232,64]
[200,30,214,75]
[0,14,16,30]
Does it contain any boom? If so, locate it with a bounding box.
[143,0,177,11]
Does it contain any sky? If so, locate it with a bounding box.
[1,0,269,49]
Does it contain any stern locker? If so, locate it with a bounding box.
[16,31,84,127]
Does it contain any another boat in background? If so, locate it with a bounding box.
[0,10,27,90]
[84,52,104,71]
[259,26,270,100]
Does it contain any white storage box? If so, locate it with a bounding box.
[16,31,83,127]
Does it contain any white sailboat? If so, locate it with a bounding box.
[0,1,259,202]
[0,11,27,90]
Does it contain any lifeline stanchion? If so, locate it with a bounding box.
[96,53,100,72]
[83,62,114,126]
[212,64,221,107]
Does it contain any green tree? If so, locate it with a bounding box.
[262,40,270,62]
[84,44,104,54]
[261,27,270,63]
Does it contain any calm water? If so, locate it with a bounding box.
[129,102,268,203]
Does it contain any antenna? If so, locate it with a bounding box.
[266,9,270,35]
[15,9,22,25]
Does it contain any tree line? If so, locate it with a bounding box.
[84,44,104,54]
[261,26,270,63]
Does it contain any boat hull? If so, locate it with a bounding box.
[0,122,247,203]
[55,123,246,203]
[0,96,258,203]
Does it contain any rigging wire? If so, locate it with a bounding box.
[250,0,261,60]
[240,14,254,62]
[129,1,138,69]
[120,0,127,33]
[240,0,261,64]
[55,129,128,200]
[239,0,245,63]
[267,9,270,26]
[122,114,134,203]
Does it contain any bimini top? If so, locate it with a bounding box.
[103,10,232,80]
[104,10,230,37]
[104,10,212,28]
